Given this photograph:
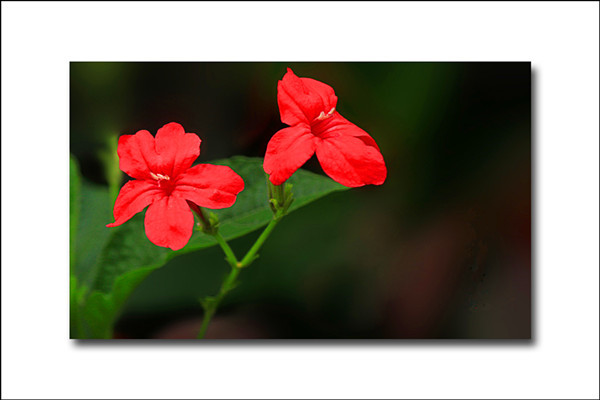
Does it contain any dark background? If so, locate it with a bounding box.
[70,62,531,339]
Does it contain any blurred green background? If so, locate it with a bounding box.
[70,62,531,339]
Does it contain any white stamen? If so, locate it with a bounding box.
[315,107,335,121]
[150,172,170,181]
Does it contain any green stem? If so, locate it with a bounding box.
[239,216,280,267]
[197,265,240,339]
[197,216,282,339]
[213,231,240,268]
[196,309,214,339]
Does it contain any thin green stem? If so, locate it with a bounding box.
[196,309,214,339]
[197,265,241,339]
[239,216,280,267]
[213,231,240,268]
[197,215,282,339]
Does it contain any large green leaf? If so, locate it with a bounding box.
[75,181,113,287]
[80,156,347,337]
[70,156,81,272]
[70,155,115,338]
[70,276,88,338]
[70,157,82,337]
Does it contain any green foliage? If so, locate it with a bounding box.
[69,156,81,272]
[98,133,122,203]
[76,182,114,286]
[69,276,87,338]
[70,155,347,338]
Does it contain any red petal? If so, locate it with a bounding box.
[173,164,245,209]
[117,130,160,180]
[155,122,201,179]
[106,180,160,227]
[316,135,387,187]
[144,195,194,250]
[263,124,317,185]
[278,68,338,126]
[314,112,381,151]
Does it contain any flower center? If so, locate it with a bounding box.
[311,107,338,138]
[150,172,175,193]
[150,172,171,182]
[315,107,335,122]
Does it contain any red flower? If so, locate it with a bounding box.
[263,68,387,187]
[106,122,244,250]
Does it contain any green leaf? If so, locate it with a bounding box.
[98,133,122,203]
[197,156,348,246]
[71,155,114,286]
[90,215,165,293]
[70,154,114,337]
[70,276,88,338]
[75,181,113,287]
[70,156,81,272]
[81,156,347,337]
[82,265,158,338]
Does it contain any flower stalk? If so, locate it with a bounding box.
[197,263,241,339]
[193,199,286,338]
[267,177,294,216]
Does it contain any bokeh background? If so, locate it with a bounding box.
[70,62,531,339]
